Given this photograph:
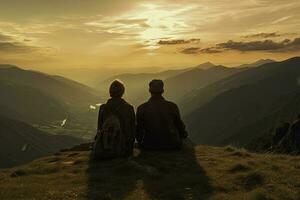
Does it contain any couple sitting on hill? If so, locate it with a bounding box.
[93,79,188,159]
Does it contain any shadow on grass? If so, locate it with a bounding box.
[87,145,212,200]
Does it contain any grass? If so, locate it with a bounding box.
[0,145,300,199]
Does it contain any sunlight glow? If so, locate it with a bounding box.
[128,4,193,48]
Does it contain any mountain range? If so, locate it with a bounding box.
[184,57,300,146]
[0,65,101,168]
[0,64,102,142]
[0,57,296,168]
[99,62,248,106]
[164,64,245,104]
[0,65,99,109]
[236,59,275,68]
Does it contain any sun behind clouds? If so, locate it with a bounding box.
[0,0,299,70]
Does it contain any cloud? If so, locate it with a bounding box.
[181,47,201,54]
[158,38,200,45]
[181,47,222,54]
[217,38,300,52]
[243,32,281,38]
[198,47,223,54]
[217,39,286,51]
[114,19,150,28]
[0,0,141,20]
[0,42,35,52]
[271,16,293,24]
[0,33,37,53]
[0,33,12,41]
[181,37,300,54]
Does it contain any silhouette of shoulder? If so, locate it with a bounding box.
[100,99,134,114]
[122,100,134,111]
[165,100,179,109]
[123,100,133,107]
[99,104,106,109]
[137,98,178,112]
[137,102,148,111]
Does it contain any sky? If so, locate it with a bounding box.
[0,0,300,71]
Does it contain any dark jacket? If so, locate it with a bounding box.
[136,95,188,150]
[97,97,135,154]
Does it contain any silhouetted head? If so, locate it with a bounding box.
[297,114,300,119]
[109,80,125,98]
[149,79,164,95]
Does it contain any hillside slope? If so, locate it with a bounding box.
[185,57,300,145]
[100,62,243,106]
[0,64,101,138]
[0,65,99,110]
[0,116,83,168]
[237,59,275,68]
[0,145,299,199]
[164,65,244,104]
[0,80,67,122]
[180,58,291,115]
[224,91,300,147]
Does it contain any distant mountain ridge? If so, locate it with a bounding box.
[100,62,245,106]
[237,59,275,68]
[0,65,100,123]
[196,62,216,70]
[0,66,99,107]
[164,64,245,104]
[0,64,19,69]
[184,57,300,146]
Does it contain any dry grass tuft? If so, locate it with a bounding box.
[47,157,60,163]
[224,146,235,152]
[248,189,268,200]
[228,163,251,173]
[68,153,79,157]
[10,169,27,178]
[239,172,264,190]
[1,145,300,199]
[230,151,251,158]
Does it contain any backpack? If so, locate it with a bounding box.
[93,105,126,160]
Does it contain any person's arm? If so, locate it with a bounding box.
[136,106,145,145]
[174,104,188,139]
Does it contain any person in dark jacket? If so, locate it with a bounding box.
[97,80,135,156]
[136,79,188,150]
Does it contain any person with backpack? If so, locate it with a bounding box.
[94,80,135,159]
[136,79,188,150]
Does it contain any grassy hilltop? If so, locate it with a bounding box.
[0,145,300,200]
